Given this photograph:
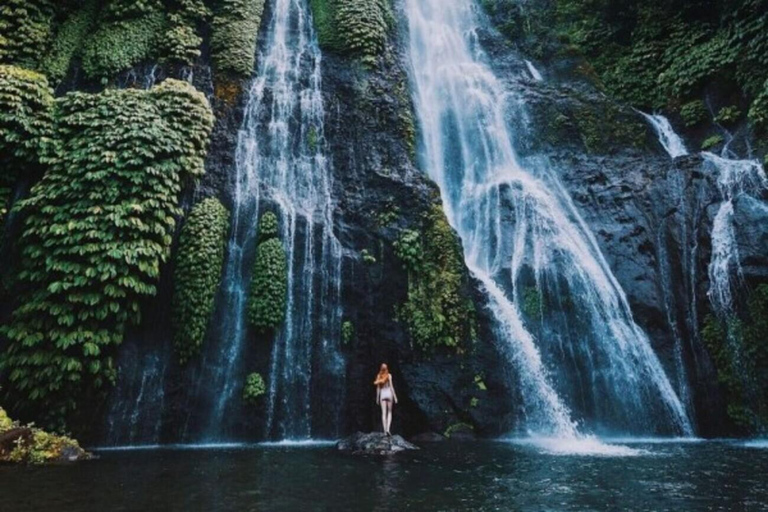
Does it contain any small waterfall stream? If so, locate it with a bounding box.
[202,0,343,441]
[405,0,691,439]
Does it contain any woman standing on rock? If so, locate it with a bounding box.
[375,364,398,436]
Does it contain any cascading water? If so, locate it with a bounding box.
[640,112,688,159]
[702,153,767,313]
[525,60,543,82]
[202,0,343,441]
[405,0,692,438]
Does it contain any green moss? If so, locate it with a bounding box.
[342,320,354,345]
[172,198,230,364]
[0,80,214,425]
[0,406,88,464]
[247,213,288,333]
[394,205,478,352]
[242,372,266,404]
[211,0,266,77]
[309,0,391,64]
[0,65,54,225]
[703,284,768,432]
[522,287,544,318]
[0,0,55,70]
[701,134,724,150]
[443,422,473,438]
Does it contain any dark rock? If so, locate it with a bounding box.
[337,432,419,455]
[410,432,446,443]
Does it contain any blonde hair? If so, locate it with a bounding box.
[374,363,389,386]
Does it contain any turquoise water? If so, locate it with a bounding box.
[2,440,766,511]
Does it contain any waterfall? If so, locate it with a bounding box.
[405,0,691,437]
[525,60,543,82]
[702,153,767,313]
[639,112,688,158]
[204,0,343,441]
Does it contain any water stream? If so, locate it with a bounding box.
[202,0,343,441]
[405,0,691,439]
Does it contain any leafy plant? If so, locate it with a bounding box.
[211,0,265,77]
[242,372,266,404]
[309,0,392,64]
[0,65,54,225]
[394,205,477,351]
[341,320,354,345]
[172,197,230,364]
[0,0,55,69]
[40,2,97,84]
[701,134,724,150]
[0,80,214,425]
[247,212,288,333]
[679,100,708,127]
[714,106,741,125]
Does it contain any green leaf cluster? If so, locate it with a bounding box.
[161,0,211,67]
[247,212,288,333]
[80,4,166,80]
[0,0,55,69]
[703,284,768,433]
[309,0,392,64]
[242,372,266,404]
[172,197,230,364]
[211,0,265,78]
[40,3,97,84]
[0,65,54,225]
[0,80,214,424]
[394,205,477,352]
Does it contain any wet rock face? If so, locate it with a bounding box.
[337,432,419,454]
[319,44,516,439]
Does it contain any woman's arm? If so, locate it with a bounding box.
[390,375,398,403]
[376,385,381,405]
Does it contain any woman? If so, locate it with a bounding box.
[374,363,398,436]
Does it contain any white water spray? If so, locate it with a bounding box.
[639,112,688,159]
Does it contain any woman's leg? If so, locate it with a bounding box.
[385,400,393,434]
[380,400,388,433]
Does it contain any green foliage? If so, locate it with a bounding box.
[522,287,544,318]
[341,320,354,345]
[0,65,54,225]
[496,0,768,132]
[703,284,768,432]
[0,406,88,464]
[81,6,166,80]
[474,375,487,391]
[172,198,230,364]
[701,134,724,150]
[443,422,473,438]
[40,3,97,84]
[0,80,214,423]
[211,0,265,77]
[309,0,392,64]
[679,100,708,127]
[361,249,377,265]
[0,0,55,69]
[247,213,288,333]
[394,205,477,352]
[258,211,279,241]
[161,0,211,66]
[714,106,741,126]
[470,397,479,408]
[242,372,266,404]
[749,78,768,129]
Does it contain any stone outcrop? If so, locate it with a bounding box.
[337,432,419,454]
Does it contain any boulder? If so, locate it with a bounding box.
[337,432,419,455]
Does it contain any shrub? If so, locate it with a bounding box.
[40,3,97,83]
[0,0,55,69]
[247,212,288,333]
[0,80,214,424]
[309,0,391,64]
[211,0,266,77]
[242,372,266,404]
[0,65,54,224]
[0,405,88,464]
[82,8,166,78]
[341,321,354,345]
[679,100,708,127]
[172,198,230,364]
[394,205,477,351]
[714,106,741,125]
[701,134,724,150]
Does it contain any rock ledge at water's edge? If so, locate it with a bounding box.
[337,432,419,455]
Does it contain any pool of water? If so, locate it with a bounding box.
[2,439,767,511]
